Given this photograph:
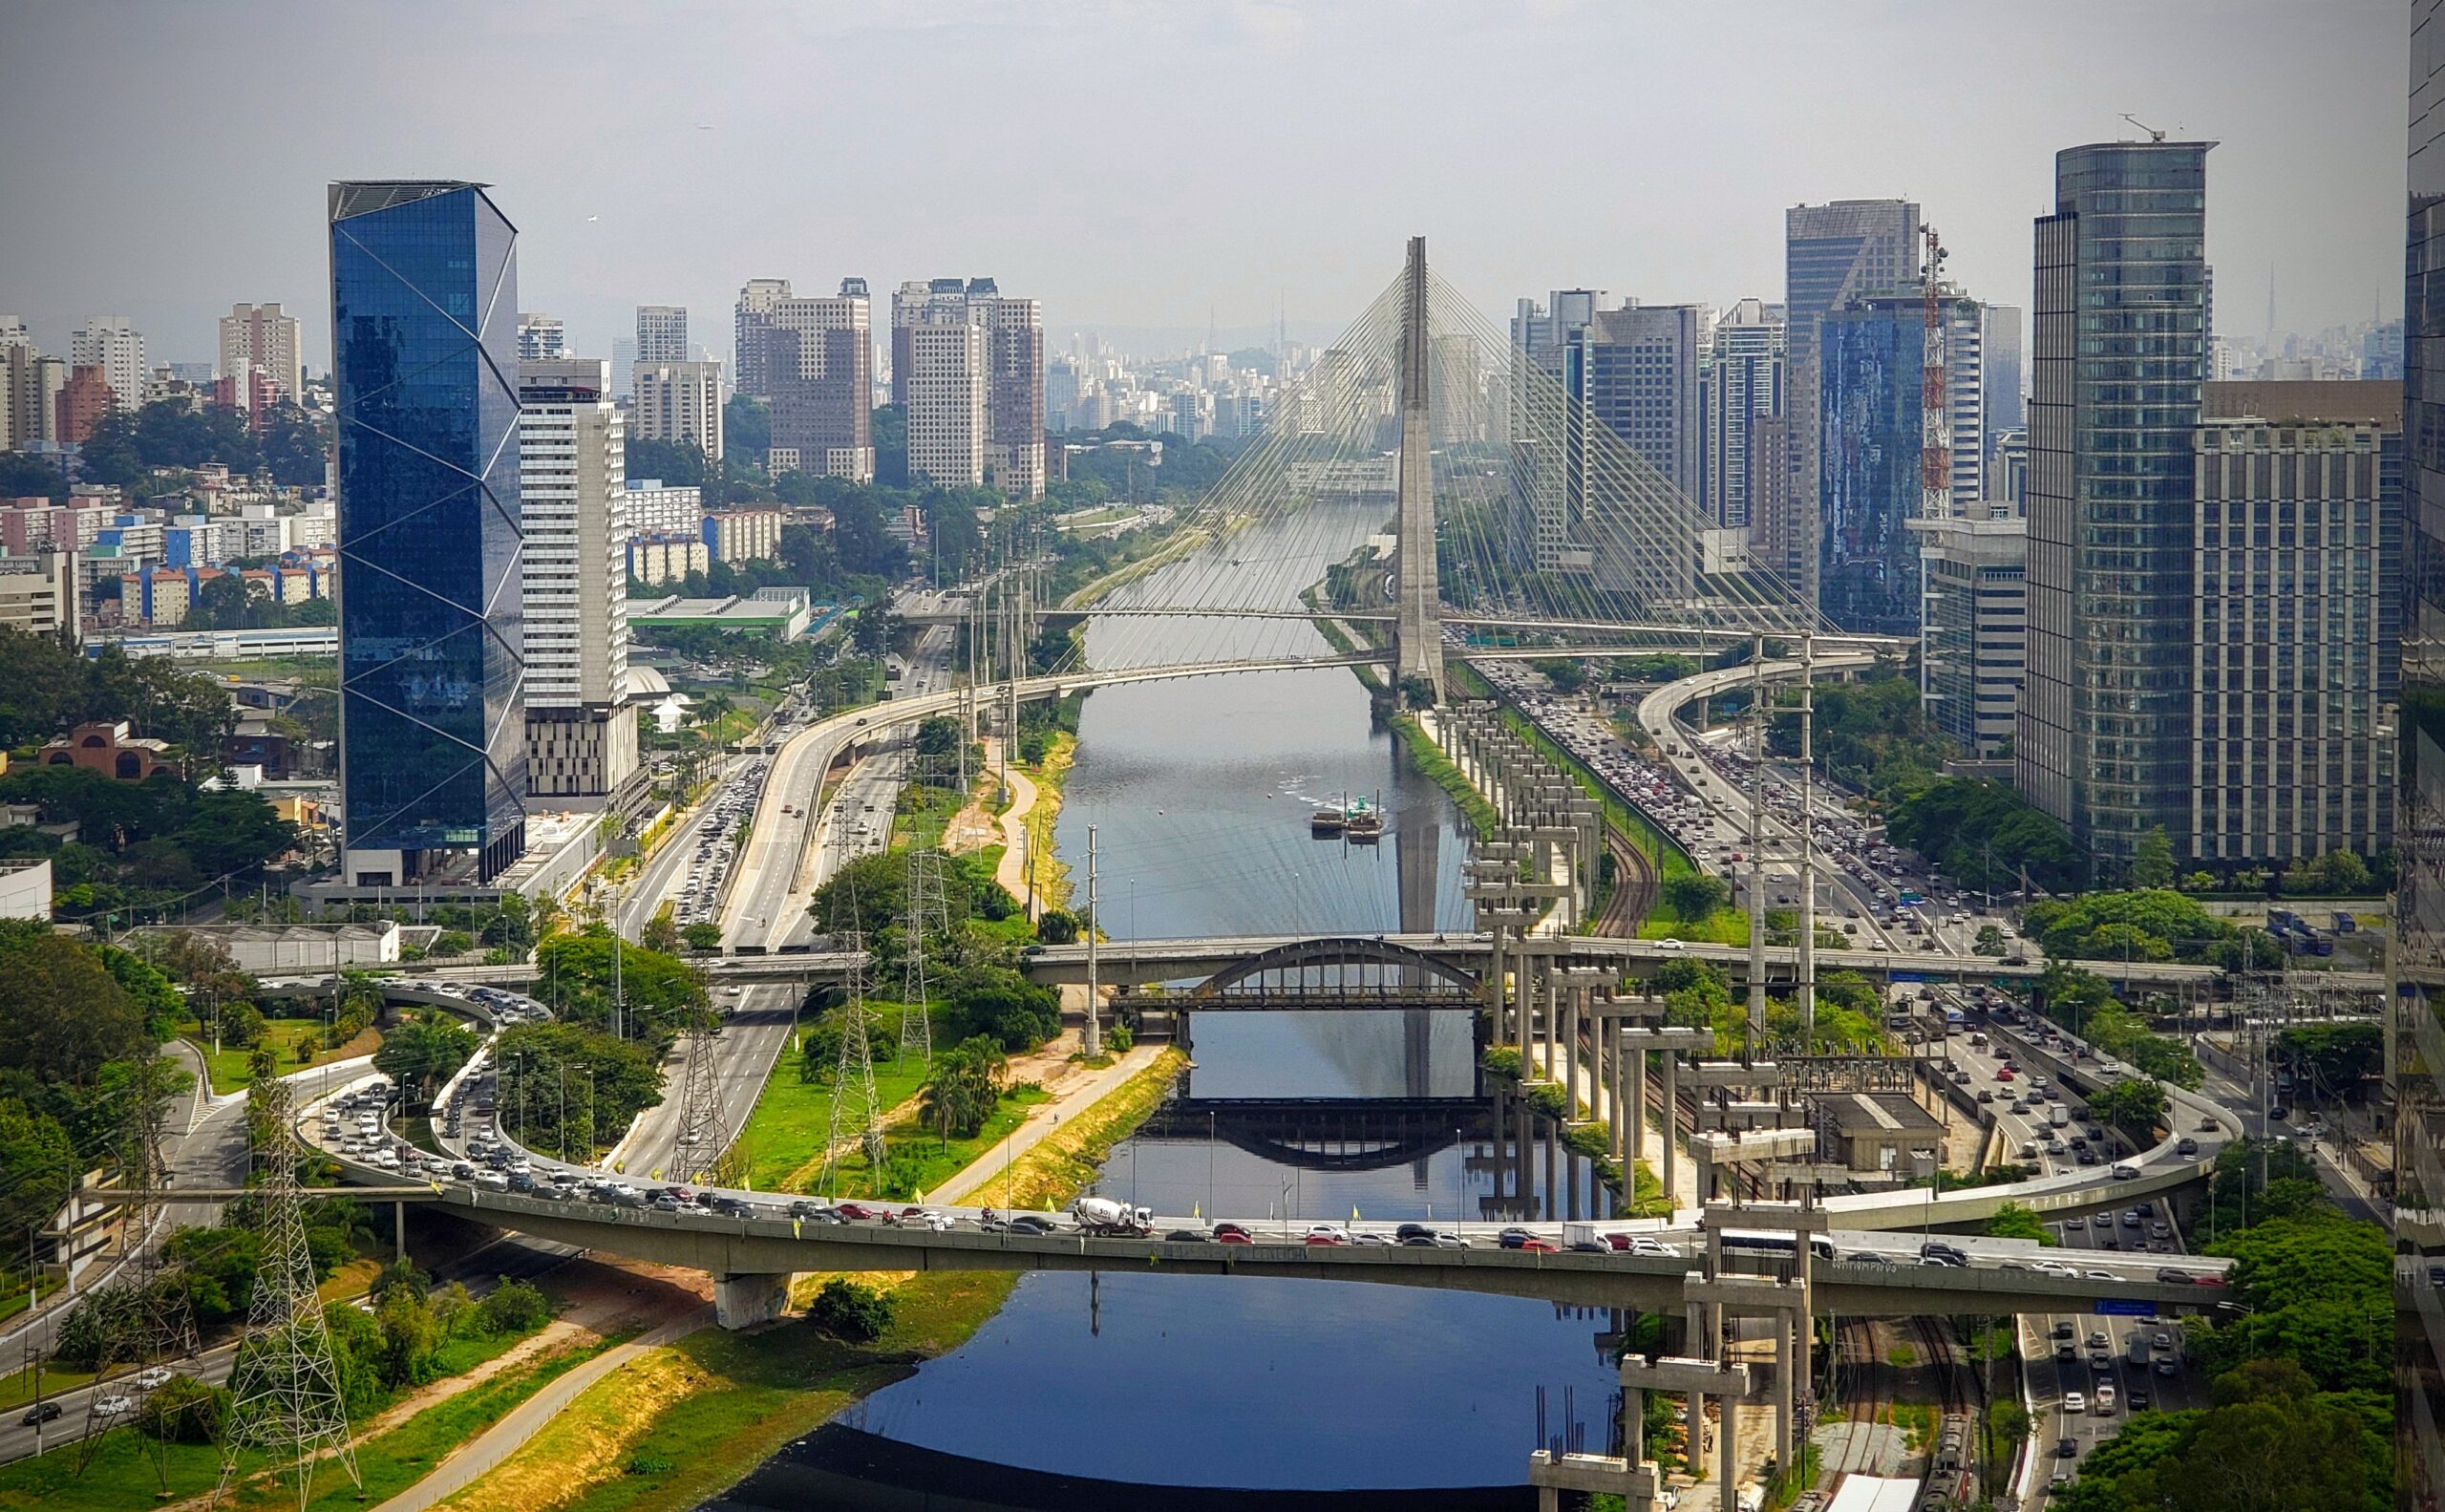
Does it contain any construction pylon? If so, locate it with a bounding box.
[670,1013,730,1184]
[822,930,885,1193]
[214,1075,359,1511]
[899,779,944,1069]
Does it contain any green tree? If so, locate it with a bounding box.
[914,714,961,756]
[1661,872,1730,921]
[680,922,724,952]
[639,911,681,954]
[1983,1202,2058,1246]
[806,1277,895,1341]
[1034,908,1079,945]
[2089,1076,2167,1135]
[373,1011,479,1107]
[2128,826,2176,888]
[1972,923,2008,956]
[0,1098,74,1262]
[0,925,150,1084]
[941,964,1060,1051]
[918,1034,1008,1139]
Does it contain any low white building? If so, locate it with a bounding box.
[0,858,52,920]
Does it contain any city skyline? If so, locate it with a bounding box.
[0,2,2401,368]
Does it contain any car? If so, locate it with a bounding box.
[1007,1213,1060,1236]
[2155,1357,2179,1376]
[2087,1329,2109,1350]
[94,1395,134,1416]
[649,1194,682,1212]
[834,1202,882,1221]
[2063,1391,2086,1414]
[1167,1227,1212,1243]
[1657,938,1686,950]
[2056,1437,2079,1459]
[2198,1117,2220,1132]
[1518,1236,1560,1253]
[2063,1213,2087,1229]
[1920,1242,1969,1267]
[2052,1320,2076,1340]
[711,1196,755,1219]
[1995,1068,2015,1082]
[2054,1341,2078,1361]
[2111,1163,2141,1180]
[2034,1262,2079,1279]
[18,1401,60,1426]
[1215,1228,1255,1245]
[2176,1137,2200,1156]
[1977,1089,1996,1104]
[2127,1389,2151,1410]
[133,1366,176,1391]
[2086,1269,2117,1282]
[1497,1226,1540,1250]
[1847,1251,1894,1265]
[2094,1386,2117,1414]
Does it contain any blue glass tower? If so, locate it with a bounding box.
[329,181,525,885]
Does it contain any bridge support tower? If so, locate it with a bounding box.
[1393,235,1444,700]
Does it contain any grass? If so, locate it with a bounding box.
[802,1084,1053,1201]
[983,1047,1187,1211]
[889,763,991,852]
[1389,713,1500,834]
[449,1050,1192,1512]
[182,1014,380,1095]
[0,1275,59,1331]
[1013,733,1076,910]
[0,1316,573,1512]
[1640,901,1750,946]
[0,1357,95,1414]
[725,1001,947,1194]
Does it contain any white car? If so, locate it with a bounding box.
[95,1395,134,1416]
[2061,1390,2086,1414]
[1656,938,1686,950]
[133,1366,174,1391]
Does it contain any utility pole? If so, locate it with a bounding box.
[821,930,884,1192]
[1084,824,1102,1056]
[1746,633,1768,1054]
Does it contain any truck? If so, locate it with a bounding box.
[2049,1103,2071,1129]
[1069,1196,1154,1237]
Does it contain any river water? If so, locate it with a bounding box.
[713,507,1626,1509]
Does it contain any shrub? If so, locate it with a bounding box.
[138,1374,228,1443]
[806,1277,895,1342]
[475,1275,552,1335]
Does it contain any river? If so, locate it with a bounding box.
[713,506,1628,1509]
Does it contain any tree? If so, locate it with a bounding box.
[919,1034,1008,1139]
[1983,1202,2058,1246]
[914,715,962,757]
[1972,923,2008,956]
[0,926,150,1084]
[941,964,1060,1051]
[806,1277,894,1341]
[2088,1076,2167,1135]
[373,1011,479,1107]
[640,911,681,954]
[1661,872,1730,921]
[2307,850,2372,894]
[0,1098,74,1262]
[1034,908,1079,945]
[2128,826,2176,888]
[680,922,724,952]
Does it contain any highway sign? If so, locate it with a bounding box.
[2095,1299,2157,1316]
[1891,971,1926,983]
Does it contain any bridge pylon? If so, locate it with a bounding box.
[1393,234,1444,703]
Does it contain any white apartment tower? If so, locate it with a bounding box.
[892,278,1044,499]
[904,319,987,490]
[635,305,688,365]
[517,313,566,361]
[518,357,637,807]
[219,303,304,403]
[631,360,724,461]
[1703,298,1786,529]
[70,317,145,412]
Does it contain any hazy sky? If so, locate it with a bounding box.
[0,1,2406,366]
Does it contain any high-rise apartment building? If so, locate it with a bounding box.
[53,367,112,444]
[518,357,635,808]
[2396,9,2445,1496]
[1703,299,1785,530]
[219,303,304,403]
[1817,287,1986,634]
[1780,200,1922,594]
[2016,139,2214,865]
[517,313,565,361]
[2190,380,2397,866]
[635,305,688,365]
[1571,305,1708,506]
[328,181,526,886]
[631,360,724,461]
[892,278,1043,498]
[734,277,874,482]
[0,343,65,453]
[69,317,145,414]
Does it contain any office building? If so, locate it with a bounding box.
[1908,514,2024,757]
[1571,304,1708,505]
[2188,380,2398,866]
[518,357,636,808]
[517,313,565,361]
[2398,10,2445,1496]
[1983,304,2025,447]
[220,303,304,403]
[635,305,688,365]
[892,278,1045,498]
[734,277,874,482]
[1511,289,1614,379]
[69,317,145,413]
[1703,299,1785,530]
[1991,428,2030,515]
[328,180,527,885]
[1779,200,1922,593]
[1817,287,1986,635]
[631,360,724,461]
[2016,139,2214,865]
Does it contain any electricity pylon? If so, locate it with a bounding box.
[670,1011,730,1184]
[215,1075,359,1511]
[74,1056,199,1490]
[822,930,885,1193]
[899,771,946,1069]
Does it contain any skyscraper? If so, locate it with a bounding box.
[1703,298,1786,530]
[1982,304,2025,447]
[734,277,874,482]
[892,278,1042,498]
[518,356,635,808]
[219,303,304,403]
[1817,287,1984,634]
[69,316,145,413]
[2395,14,2445,1500]
[635,305,688,365]
[1571,305,1708,505]
[328,180,525,885]
[2015,138,2214,866]
[1780,200,1922,594]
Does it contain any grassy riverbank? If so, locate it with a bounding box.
[1388,713,1499,834]
[1013,732,1076,909]
[445,1049,1191,1512]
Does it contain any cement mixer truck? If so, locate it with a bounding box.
[1070,1196,1155,1236]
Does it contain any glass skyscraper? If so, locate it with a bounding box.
[2015,139,2213,869]
[328,181,526,885]
[2398,6,2445,1504]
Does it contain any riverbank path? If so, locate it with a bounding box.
[990,744,1043,914]
[927,1042,1165,1206]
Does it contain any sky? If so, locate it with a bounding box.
[0,0,2408,368]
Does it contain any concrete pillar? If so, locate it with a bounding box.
[714,1271,792,1330]
[1717,1392,1737,1512]
[1608,1024,1626,1161]
[1628,1044,1647,1168]
[1662,1054,1681,1215]
[1775,1310,1794,1480]
[394,1200,408,1262]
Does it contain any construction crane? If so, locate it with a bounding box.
[2121,113,2169,142]
[1920,223,1951,522]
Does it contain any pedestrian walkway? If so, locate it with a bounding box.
[928,1042,1162,1206]
[990,744,1043,912]
[1521,1035,1696,1216]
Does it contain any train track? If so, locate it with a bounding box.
[1592,826,1658,937]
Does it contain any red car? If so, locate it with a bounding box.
[1519,1236,1560,1253]
[1213,1222,1252,1241]
[1215,1230,1255,1246]
[833,1202,881,1221]
[1305,1231,1350,1246]
[1995,1068,2015,1082]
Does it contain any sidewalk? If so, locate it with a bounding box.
[927,1042,1162,1206]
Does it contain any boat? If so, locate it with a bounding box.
[1344,794,1384,842]
[1309,807,1347,836]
